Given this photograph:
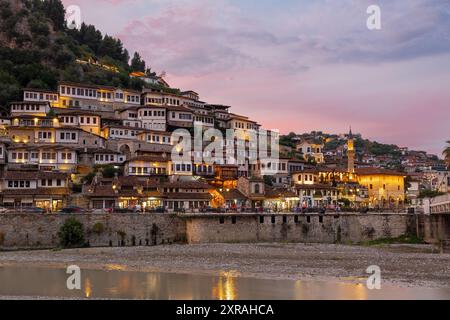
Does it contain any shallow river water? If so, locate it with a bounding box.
[0,266,449,299]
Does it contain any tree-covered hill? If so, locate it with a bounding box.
[280,131,403,158]
[0,0,156,106]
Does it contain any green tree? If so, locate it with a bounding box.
[443,140,450,166]
[58,218,85,248]
[102,165,122,178]
[42,0,66,31]
[130,52,146,72]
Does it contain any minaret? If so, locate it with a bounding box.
[347,127,355,174]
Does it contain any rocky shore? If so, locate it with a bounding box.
[1,243,449,288]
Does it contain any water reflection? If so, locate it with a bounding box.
[0,266,449,300]
[84,278,92,298]
[212,271,239,300]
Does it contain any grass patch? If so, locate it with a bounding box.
[362,234,425,246]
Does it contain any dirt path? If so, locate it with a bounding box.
[1,243,449,288]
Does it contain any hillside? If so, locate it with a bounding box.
[0,0,160,107]
[281,131,408,158]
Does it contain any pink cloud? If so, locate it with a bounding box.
[61,0,450,155]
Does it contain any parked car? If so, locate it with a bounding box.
[21,207,45,214]
[149,206,165,213]
[59,206,86,214]
[112,207,139,214]
[0,207,8,214]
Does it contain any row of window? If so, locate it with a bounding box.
[95,154,116,162]
[37,132,52,140]
[11,152,73,161]
[60,132,77,141]
[146,135,171,144]
[172,163,192,172]
[178,113,193,120]
[61,99,80,107]
[139,110,166,117]
[297,190,338,196]
[80,116,98,125]
[11,104,45,112]
[110,129,138,137]
[194,116,213,124]
[146,97,181,106]
[15,119,52,127]
[6,179,63,189]
[129,167,167,174]
[25,92,58,101]
[194,165,214,174]
[233,121,257,130]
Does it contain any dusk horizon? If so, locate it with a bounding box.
[62,0,450,156]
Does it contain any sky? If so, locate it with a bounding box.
[61,0,450,156]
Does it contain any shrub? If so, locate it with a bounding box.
[58,218,85,248]
[0,232,5,246]
[117,230,126,240]
[92,222,105,235]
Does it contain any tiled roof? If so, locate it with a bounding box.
[218,189,247,200]
[3,171,69,180]
[86,185,163,198]
[8,144,78,151]
[355,168,405,176]
[160,180,211,189]
[127,155,169,163]
[9,101,50,106]
[1,187,69,196]
[77,147,120,154]
[164,192,212,200]
[265,186,298,199]
[166,105,193,113]
[58,81,116,91]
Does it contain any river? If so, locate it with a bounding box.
[0,266,449,299]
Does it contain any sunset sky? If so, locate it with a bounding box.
[62,0,450,155]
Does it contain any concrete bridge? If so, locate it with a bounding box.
[424,194,450,214]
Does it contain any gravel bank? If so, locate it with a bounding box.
[1,243,449,288]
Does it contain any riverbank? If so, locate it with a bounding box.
[1,243,449,289]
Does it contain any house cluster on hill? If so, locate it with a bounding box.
[0,80,446,213]
[281,131,449,210]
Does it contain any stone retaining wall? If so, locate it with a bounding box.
[185,213,417,244]
[0,212,434,249]
[0,213,185,250]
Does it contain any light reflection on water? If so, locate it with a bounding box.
[0,266,449,300]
